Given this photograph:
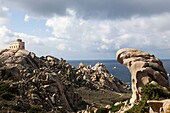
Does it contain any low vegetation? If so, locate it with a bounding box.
[125,84,170,113]
[0,82,10,93]
[0,92,15,101]
[111,103,124,112]
[27,105,43,113]
[95,103,124,113]
[76,87,131,107]
[94,84,170,113]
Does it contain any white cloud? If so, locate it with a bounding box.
[46,16,70,37]
[98,45,109,50]
[45,9,75,38]
[0,17,7,25]
[1,7,170,59]
[0,26,75,58]
[45,10,170,58]
[0,26,11,37]
[2,7,9,12]
[0,26,44,46]
[2,6,9,12]
[24,14,31,22]
[56,44,66,51]
[3,0,170,19]
[0,6,9,25]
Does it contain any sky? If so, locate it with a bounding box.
[0,0,170,60]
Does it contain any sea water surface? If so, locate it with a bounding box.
[68,59,170,83]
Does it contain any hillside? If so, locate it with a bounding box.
[0,48,130,112]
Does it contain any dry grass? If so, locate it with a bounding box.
[75,87,131,107]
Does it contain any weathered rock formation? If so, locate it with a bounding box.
[0,48,130,112]
[0,49,82,112]
[116,48,169,104]
[75,62,129,92]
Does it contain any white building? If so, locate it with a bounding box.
[9,39,25,50]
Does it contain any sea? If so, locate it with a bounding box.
[68,59,170,83]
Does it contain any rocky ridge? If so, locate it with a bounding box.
[0,49,82,112]
[75,62,129,92]
[0,48,129,112]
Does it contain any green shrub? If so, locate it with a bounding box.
[28,106,43,113]
[3,72,13,80]
[96,108,109,113]
[11,105,23,112]
[111,103,124,112]
[11,105,28,112]
[11,105,43,113]
[94,102,124,113]
[125,84,170,113]
[0,83,10,92]
[125,99,148,113]
[0,92,15,101]
[141,84,170,100]
[7,85,19,95]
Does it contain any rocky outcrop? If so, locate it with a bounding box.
[147,99,170,113]
[116,48,169,104]
[0,49,82,112]
[0,48,130,112]
[75,62,130,92]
